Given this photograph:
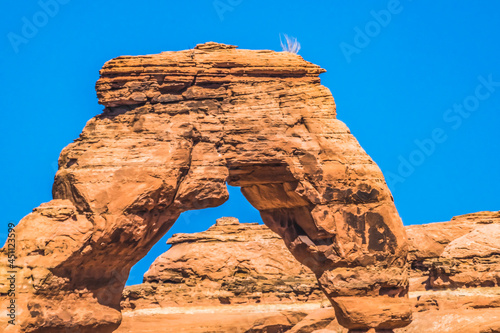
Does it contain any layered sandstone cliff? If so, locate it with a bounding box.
[122,217,325,310]
[120,211,500,333]
[0,42,410,332]
[407,211,500,291]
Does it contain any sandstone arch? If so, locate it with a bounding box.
[0,42,411,332]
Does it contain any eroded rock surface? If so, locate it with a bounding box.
[120,211,500,332]
[246,310,309,333]
[122,217,325,310]
[407,211,500,291]
[0,42,409,332]
[287,308,340,333]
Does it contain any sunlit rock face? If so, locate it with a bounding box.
[122,217,326,310]
[0,42,410,332]
[119,211,500,333]
[407,211,500,291]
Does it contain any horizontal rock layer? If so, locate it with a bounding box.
[407,211,500,291]
[123,211,500,332]
[0,42,409,332]
[122,217,325,310]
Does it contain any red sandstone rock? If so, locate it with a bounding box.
[394,308,500,333]
[0,42,410,332]
[121,212,500,332]
[406,211,500,262]
[116,308,313,333]
[246,310,309,333]
[287,307,339,333]
[442,223,500,259]
[121,217,325,309]
[406,211,500,291]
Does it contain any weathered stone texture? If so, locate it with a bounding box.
[117,211,500,332]
[122,217,325,310]
[407,211,500,291]
[0,42,409,332]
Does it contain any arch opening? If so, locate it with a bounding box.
[126,184,263,286]
[0,43,412,333]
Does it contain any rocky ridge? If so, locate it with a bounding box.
[122,217,325,310]
[119,211,500,333]
[407,211,500,291]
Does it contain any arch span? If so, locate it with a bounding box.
[0,42,411,332]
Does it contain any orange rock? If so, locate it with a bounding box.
[406,211,500,262]
[406,211,500,291]
[394,308,500,333]
[120,212,500,332]
[116,308,312,333]
[287,307,339,333]
[0,42,410,332]
[247,310,309,333]
[121,217,326,309]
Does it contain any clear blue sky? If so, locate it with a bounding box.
[1,1,499,285]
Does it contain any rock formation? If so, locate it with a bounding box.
[407,211,500,291]
[119,211,500,332]
[122,217,326,310]
[0,42,410,332]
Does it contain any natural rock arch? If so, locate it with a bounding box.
[1,42,411,332]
